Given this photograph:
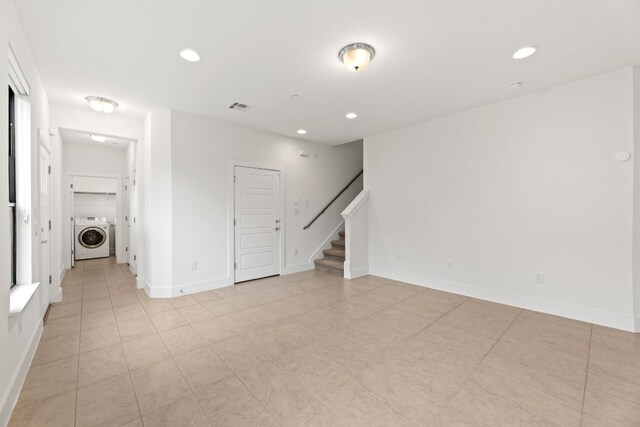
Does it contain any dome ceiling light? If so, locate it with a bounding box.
[90,134,107,143]
[338,43,376,72]
[86,96,119,113]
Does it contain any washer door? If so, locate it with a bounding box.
[78,226,107,249]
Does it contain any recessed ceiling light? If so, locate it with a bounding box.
[85,96,118,113]
[338,43,376,72]
[297,129,307,135]
[90,134,107,143]
[508,81,523,90]
[346,112,358,119]
[180,49,200,62]
[512,46,536,59]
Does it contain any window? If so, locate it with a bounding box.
[8,85,17,288]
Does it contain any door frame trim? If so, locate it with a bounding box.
[228,160,285,285]
[38,131,53,305]
[64,171,123,267]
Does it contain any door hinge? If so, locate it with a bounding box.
[125,216,128,221]
[234,262,237,269]
[125,246,128,252]
[134,255,137,261]
[234,175,236,183]
[70,216,73,222]
[48,220,51,230]
[70,183,73,189]
[48,165,51,174]
[234,218,236,226]
[133,179,136,186]
[125,185,128,190]
[48,275,52,284]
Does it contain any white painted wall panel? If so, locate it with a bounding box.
[365,68,637,330]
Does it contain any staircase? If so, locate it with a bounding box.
[314,231,345,276]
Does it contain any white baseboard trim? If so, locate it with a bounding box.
[59,265,66,284]
[282,263,314,275]
[0,321,43,426]
[344,263,368,279]
[50,265,66,303]
[370,266,638,333]
[141,277,232,298]
[51,287,63,304]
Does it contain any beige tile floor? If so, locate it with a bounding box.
[9,257,640,426]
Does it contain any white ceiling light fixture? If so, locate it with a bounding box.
[346,112,358,119]
[90,134,107,143]
[338,43,376,72]
[297,129,307,135]
[180,49,200,62]
[508,81,523,90]
[512,46,537,59]
[85,96,118,113]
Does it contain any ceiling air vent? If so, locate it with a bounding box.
[229,102,249,112]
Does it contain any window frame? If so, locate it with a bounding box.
[8,85,17,289]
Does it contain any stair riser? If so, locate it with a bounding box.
[331,242,345,250]
[314,263,344,276]
[323,253,345,262]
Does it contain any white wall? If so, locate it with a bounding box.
[342,190,370,279]
[0,0,52,423]
[141,110,363,296]
[365,67,638,331]
[63,143,127,175]
[142,111,173,292]
[633,65,640,331]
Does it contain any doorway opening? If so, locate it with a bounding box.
[60,128,136,271]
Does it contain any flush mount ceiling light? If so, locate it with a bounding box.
[180,49,200,62]
[85,96,118,113]
[90,134,107,143]
[512,46,536,59]
[338,43,375,72]
[297,129,307,135]
[346,112,358,119]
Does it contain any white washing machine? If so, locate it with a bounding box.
[75,217,110,260]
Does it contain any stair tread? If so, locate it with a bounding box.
[339,231,345,237]
[314,258,344,270]
[331,239,345,247]
[323,248,345,257]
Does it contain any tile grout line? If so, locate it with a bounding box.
[579,324,593,425]
[73,266,86,427]
[429,308,525,422]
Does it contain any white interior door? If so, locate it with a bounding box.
[70,181,75,268]
[123,177,130,264]
[39,139,51,304]
[234,166,281,283]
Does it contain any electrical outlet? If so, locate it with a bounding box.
[191,261,198,271]
[448,261,454,270]
[535,273,544,284]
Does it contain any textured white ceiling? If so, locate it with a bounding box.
[16,0,640,144]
